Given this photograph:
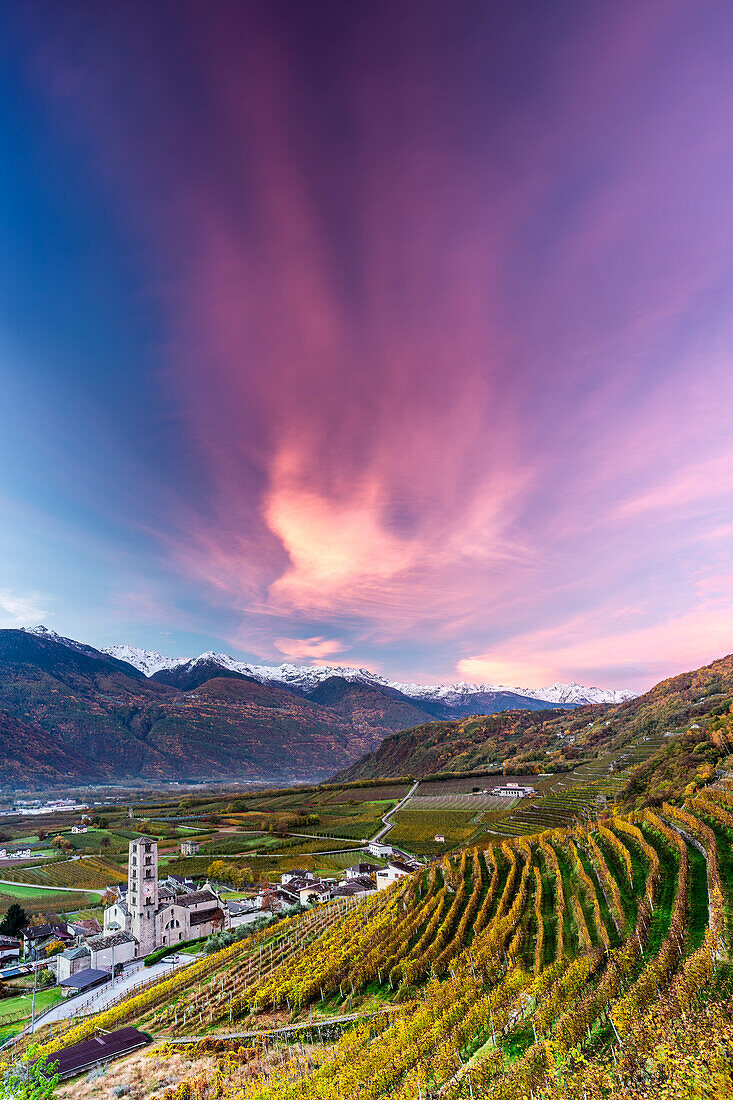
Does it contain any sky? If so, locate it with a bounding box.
[2,1,733,692]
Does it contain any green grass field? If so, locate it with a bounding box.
[0,987,64,1043]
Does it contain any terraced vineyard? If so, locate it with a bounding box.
[489,732,669,836]
[25,782,733,1099]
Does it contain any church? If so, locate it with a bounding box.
[103,836,225,954]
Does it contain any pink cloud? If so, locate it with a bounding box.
[273,636,344,662]
[15,2,733,683]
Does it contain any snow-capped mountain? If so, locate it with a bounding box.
[390,679,635,707]
[102,644,188,678]
[102,642,634,707]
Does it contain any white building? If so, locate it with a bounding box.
[299,883,330,905]
[345,862,380,879]
[88,930,136,970]
[376,859,415,890]
[368,842,392,858]
[281,869,314,885]
[491,783,535,798]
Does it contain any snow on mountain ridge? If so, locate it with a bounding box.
[102,644,189,677]
[100,641,634,705]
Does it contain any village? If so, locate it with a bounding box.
[0,835,422,1002]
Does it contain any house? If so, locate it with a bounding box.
[56,944,91,982]
[180,840,200,856]
[280,869,313,885]
[368,842,393,858]
[345,862,380,879]
[71,824,88,835]
[299,882,330,905]
[87,930,136,970]
[0,936,20,964]
[333,875,377,899]
[258,888,298,913]
[376,860,415,890]
[70,918,102,940]
[21,922,73,958]
[434,835,446,843]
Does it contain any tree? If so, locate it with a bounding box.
[0,903,28,937]
[44,939,65,958]
[0,1046,59,1100]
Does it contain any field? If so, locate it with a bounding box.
[0,886,98,912]
[408,793,517,811]
[381,808,482,855]
[21,780,733,1100]
[0,986,64,1043]
[4,855,125,890]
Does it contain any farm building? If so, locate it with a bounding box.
[71,824,88,834]
[491,783,535,798]
[368,842,393,858]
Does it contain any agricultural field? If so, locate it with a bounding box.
[489,732,669,837]
[0,886,96,913]
[23,781,733,1100]
[387,808,482,855]
[408,793,518,811]
[4,855,125,889]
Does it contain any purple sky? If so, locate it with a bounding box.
[2,1,733,690]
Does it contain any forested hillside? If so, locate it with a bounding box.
[337,651,733,784]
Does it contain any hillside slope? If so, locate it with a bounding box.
[335,650,733,783]
[0,630,385,784]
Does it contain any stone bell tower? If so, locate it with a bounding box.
[128,836,159,955]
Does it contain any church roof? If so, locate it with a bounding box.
[175,889,219,908]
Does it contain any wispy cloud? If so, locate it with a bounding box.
[0,589,49,628]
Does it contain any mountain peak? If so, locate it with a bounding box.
[100,640,635,706]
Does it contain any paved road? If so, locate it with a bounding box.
[21,954,201,1037]
[371,781,420,844]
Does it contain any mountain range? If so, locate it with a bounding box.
[0,626,633,787]
[102,640,633,708]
